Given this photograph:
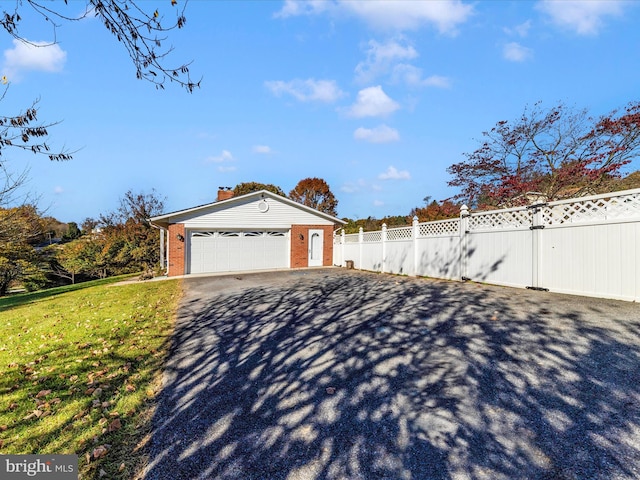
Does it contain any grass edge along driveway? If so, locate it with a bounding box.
[0,276,183,480]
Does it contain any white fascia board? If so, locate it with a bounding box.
[149,190,346,225]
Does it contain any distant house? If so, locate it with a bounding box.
[149,189,346,277]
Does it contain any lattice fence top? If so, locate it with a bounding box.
[418,219,459,237]
[542,190,640,226]
[363,231,382,242]
[386,226,413,241]
[469,208,531,230]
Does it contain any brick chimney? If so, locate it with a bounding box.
[217,187,234,202]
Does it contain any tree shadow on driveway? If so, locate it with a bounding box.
[144,270,640,480]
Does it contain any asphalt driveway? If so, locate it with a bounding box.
[144,268,640,480]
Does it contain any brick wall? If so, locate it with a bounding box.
[167,223,186,277]
[290,225,334,268]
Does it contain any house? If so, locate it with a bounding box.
[149,189,346,277]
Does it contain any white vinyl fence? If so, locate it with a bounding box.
[334,188,640,302]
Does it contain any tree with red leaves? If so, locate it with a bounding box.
[410,196,461,222]
[447,101,640,208]
[289,177,338,217]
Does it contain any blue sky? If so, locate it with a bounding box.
[1,0,639,222]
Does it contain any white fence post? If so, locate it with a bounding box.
[381,223,387,273]
[341,229,345,268]
[412,216,419,277]
[460,205,469,281]
[358,227,363,270]
[528,203,547,291]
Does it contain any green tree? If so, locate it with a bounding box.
[289,177,338,216]
[52,240,87,284]
[61,222,82,242]
[0,205,46,295]
[233,182,286,197]
[98,189,166,274]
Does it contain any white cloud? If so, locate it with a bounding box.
[265,78,345,103]
[346,1,473,33]
[253,145,272,154]
[503,42,533,62]
[536,0,625,35]
[341,178,368,193]
[391,64,451,88]
[2,39,67,81]
[274,0,331,18]
[276,0,474,34]
[217,165,237,173]
[341,183,359,194]
[355,39,450,88]
[378,165,411,180]
[355,38,418,83]
[53,186,64,195]
[344,86,400,118]
[373,199,385,206]
[206,150,234,163]
[504,20,532,37]
[353,124,400,143]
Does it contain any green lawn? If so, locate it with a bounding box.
[0,278,182,479]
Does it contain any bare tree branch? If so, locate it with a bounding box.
[1,0,200,92]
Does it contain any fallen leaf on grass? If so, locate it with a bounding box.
[0,425,7,431]
[125,384,136,392]
[73,410,87,420]
[23,411,38,420]
[326,387,336,395]
[118,463,125,472]
[92,445,108,460]
[108,418,122,432]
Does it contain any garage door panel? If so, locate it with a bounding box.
[189,230,288,274]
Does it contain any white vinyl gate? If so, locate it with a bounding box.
[188,230,289,274]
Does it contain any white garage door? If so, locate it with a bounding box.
[188,230,289,274]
